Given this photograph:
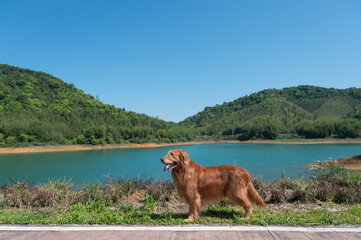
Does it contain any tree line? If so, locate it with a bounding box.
[219,117,361,140]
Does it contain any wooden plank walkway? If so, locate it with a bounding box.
[0,230,360,240]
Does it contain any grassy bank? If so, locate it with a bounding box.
[1,163,360,226]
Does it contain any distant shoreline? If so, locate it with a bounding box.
[242,139,361,145]
[1,139,361,154]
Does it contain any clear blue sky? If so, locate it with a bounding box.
[1,0,361,122]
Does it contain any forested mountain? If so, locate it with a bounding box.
[1,64,360,146]
[0,64,194,146]
[180,86,361,140]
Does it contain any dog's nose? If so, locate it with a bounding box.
[160,158,164,163]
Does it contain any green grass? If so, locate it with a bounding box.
[0,203,360,226]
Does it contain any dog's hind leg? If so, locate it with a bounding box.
[230,193,253,220]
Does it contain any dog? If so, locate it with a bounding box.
[161,149,266,222]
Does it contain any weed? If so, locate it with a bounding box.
[141,194,158,212]
[142,181,173,203]
[269,186,284,203]
[252,178,263,190]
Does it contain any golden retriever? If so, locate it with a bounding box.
[161,149,266,222]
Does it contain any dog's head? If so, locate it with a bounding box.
[160,149,190,172]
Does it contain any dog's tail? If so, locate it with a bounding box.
[247,183,266,208]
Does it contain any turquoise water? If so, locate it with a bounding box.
[0,143,360,185]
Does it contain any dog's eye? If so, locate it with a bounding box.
[170,153,174,156]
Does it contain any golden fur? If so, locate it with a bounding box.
[161,149,266,222]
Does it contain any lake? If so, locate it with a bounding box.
[0,143,360,185]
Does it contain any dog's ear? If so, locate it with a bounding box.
[179,150,190,164]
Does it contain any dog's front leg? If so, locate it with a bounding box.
[185,194,201,222]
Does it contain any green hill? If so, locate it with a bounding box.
[0,64,194,146]
[180,86,361,140]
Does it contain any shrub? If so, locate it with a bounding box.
[5,136,16,145]
[18,133,29,143]
[0,133,5,146]
[76,134,86,144]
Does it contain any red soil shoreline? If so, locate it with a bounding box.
[0,141,219,154]
[0,139,360,155]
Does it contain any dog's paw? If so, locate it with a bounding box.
[184,218,194,222]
